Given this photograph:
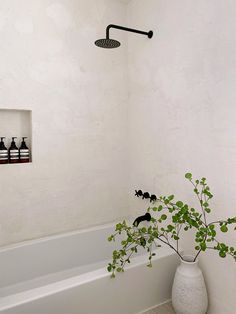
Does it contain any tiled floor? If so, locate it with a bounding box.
[144,302,175,314]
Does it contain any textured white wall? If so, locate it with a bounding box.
[127,0,236,313]
[1,0,236,311]
[0,0,129,246]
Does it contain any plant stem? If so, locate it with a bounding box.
[190,180,207,226]
[156,236,183,260]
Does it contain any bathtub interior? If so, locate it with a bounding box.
[0,223,152,299]
[0,225,119,297]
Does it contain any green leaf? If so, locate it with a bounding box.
[161,214,167,220]
[211,230,216,237]
[167,224,175,231]
[220,225,228,233]
[172,216,178,223]
[140,237,146,246]
[176,201,183,208]
[200,242,207,251]
[219,251,226,258]
[185,173,192,180]
[228,217,236,223]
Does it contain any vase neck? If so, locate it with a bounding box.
[179,255,200,275]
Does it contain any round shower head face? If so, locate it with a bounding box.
[95,38,121,49]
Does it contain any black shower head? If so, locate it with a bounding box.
[95,24,153,49]
[95,38,121,49]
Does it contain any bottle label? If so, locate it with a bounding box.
[9,159,19,163]
[0,160,8,164]
[20,149,29,153]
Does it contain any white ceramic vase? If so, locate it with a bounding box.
[172,255,208,314]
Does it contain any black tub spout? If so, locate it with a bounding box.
[133,212,152,227]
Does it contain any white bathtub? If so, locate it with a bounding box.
[0,223,180,314]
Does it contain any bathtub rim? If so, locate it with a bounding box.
[0,220,130,253]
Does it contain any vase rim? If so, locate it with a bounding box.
[181,255,198,264]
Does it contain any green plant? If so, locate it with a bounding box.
[107,173,236,278]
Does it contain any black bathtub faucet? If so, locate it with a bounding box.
[133,212,152,227]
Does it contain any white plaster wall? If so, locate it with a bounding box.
[1,0,236,311]
[127,0,236,313]
[0,0,129,246]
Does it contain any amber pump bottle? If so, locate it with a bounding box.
[19,137,30,163]
[9,137,19,163]
[0,137,8,164]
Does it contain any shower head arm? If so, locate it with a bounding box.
[106,24,153,39]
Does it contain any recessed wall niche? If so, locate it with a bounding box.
[0,109,32,164]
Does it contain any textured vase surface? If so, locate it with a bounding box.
[172,255,208,314]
